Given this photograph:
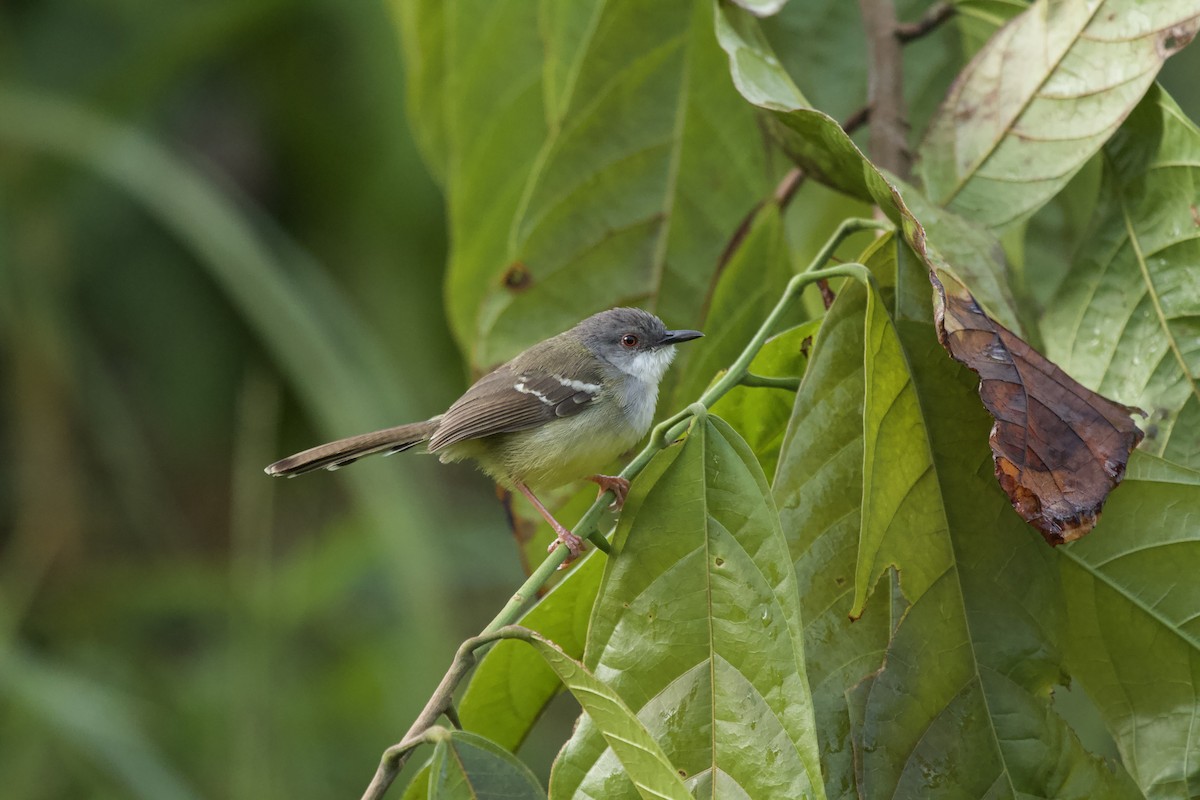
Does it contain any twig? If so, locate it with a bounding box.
[842,105,871,136]
[859,0,910,178]
[773,168,806,209]
[359,218,893,800]
[897,2,956,43]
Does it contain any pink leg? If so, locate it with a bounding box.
[588,474,631,511]
[515,482,585,565]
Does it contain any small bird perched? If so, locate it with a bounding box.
[265,308,702,559]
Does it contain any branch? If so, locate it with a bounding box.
[897,2,956,43]
[859,0,910,178]
[359,217,892,800]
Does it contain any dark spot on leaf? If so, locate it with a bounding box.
[1191,205,1200,227]
[502,262,533,292]
[714,557,725,567]
[800,336,813,358]
[1158,22,1198,57]
[835,576,846,586]
[678,769,687,778]
[930,273,1143,545]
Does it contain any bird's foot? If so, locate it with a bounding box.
[547,525,586,569]
[588,474,631,511]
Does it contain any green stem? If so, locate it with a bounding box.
[740,373,801,391]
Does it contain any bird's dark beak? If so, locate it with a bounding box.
[661,329,704,345]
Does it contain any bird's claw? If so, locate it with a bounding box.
[589,474,631,511]
[548,528,586,569]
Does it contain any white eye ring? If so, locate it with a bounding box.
[621,334,639,348]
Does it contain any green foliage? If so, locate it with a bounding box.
[385,0,1200,798]
[551,415,824,798]
[6,0,1200,798]
[427,729,546,800]
[1043,85,1200,468]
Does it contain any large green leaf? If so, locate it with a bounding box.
[427,729,547,800]
[1059,452,1200,798]
[401,0,772,370]
[916,0,1200,229]
[771,283,902,799]
[1042,86,1200,469]
[551,415,825,799]
[775,263,1142,797]
[855,274,952,617]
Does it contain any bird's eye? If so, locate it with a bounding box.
[621,334,639,348]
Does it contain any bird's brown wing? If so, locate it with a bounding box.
[428,361,603,452]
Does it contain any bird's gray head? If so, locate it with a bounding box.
[574,308,703,384]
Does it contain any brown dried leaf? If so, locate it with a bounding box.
[931,272,1144,544]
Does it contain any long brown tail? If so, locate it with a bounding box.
[264,418,440,477]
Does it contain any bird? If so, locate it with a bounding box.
[265,308,703,560]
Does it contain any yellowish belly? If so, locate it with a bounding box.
[438,409,640,491]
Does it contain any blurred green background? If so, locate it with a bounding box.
[0,1,543,797]
[3,1,1200,799]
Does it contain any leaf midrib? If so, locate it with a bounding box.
[938,1,1106,207]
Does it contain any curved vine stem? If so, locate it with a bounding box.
[359,217,890,800]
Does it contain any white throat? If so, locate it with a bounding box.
[622,346,677,385]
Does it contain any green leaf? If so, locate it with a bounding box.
[492,628,693,800]
[403,0,773,371]
[427,729,547,800]
[892,184,1023,334]
[400,757,432,800]
[916,0,1200,229]
[1059,452,1200,798]
[457,550,605,751]
[714,2,890,205]
[551,415,826,799]
[396,0,549,353]
[772,284,896,799]
[1042,85,1200,469]
[856,281,953,618]
[774,283,1143,797]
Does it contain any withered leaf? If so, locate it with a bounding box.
[931,273,1144,545]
